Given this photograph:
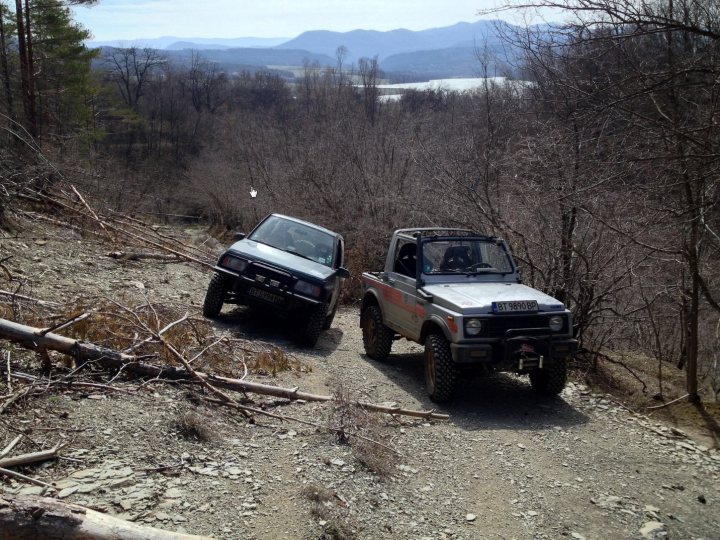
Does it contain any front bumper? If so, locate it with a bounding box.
[450,334,578,371]
[215,266,324,310]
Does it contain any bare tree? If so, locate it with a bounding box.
[483,0,720,402]
[104,46,165,112]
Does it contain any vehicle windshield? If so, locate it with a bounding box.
[249,215,335,267]
[421,238,514,275]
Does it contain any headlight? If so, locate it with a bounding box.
[221,255,248,273]
[465,318,482,336]
[549,315,564,332]
[294,280,322,297]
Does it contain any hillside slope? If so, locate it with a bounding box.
[0,214,718,539]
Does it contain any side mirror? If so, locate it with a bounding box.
[516,266,523,283]
[233,232,246,241]
[335,267,350,279]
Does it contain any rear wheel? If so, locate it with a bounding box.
[361,305,393,361]
[529,358,567,396]
[203,273,228,318]
[424,334,457,403]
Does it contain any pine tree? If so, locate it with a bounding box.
[0,0,98,139]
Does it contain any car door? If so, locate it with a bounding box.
[383,239,422,337]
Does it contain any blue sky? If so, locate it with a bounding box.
[72,0,556,41]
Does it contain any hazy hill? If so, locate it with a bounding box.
[166,41,231,51]
[381,44,518,79]
[89,20,537,80]
[276,20,515,63]
[88,36,289,50]
[162,47,335,72]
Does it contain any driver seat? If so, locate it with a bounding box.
[394,243,417,277]
[440,245,472,271]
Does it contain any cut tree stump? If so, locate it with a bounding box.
[0,495,215,539]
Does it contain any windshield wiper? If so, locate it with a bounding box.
[283,249,317,263]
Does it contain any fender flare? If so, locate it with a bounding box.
[360,290,386,322]
[421,314,452,343]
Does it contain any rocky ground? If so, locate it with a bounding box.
[1,218,719,540]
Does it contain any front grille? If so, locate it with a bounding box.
[247,262,293,291]
[482,314,566,337]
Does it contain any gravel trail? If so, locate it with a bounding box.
[1,223,718,539]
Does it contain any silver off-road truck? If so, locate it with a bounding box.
[360,228,577,403]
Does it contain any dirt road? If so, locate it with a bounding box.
[1,224,719,539]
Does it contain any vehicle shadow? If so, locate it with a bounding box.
[367,351,589,431]
[209,306,342,357]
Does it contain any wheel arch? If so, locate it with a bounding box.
[360,290,384,320]
[420,316,451,343]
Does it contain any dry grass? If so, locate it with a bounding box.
[326,379,398,478]
[246,345,306,376]
[174,410,214,442]
[302,484,357,540]
[574,351,720,446]
[2,297,305,379]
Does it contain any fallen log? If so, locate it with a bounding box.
[106,251,181,262]
[0,494,215,540]
[207,375,448,420]
[0,468,54,491]
[0,290,61,308]
[0,317,187,380]
[0,317,449,421]
[0,443,63,469]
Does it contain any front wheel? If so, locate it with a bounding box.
[203,273,228,318]
[424,334,457,403]
[323,302,338,330]
[298,304,328,347]
[361,305,393,361]
[529,358,567,396]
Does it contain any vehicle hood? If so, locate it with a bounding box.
[423,282,566,313]
[227,240,335,281]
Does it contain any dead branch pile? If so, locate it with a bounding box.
[0,310,447,420]
[14,183,218,268]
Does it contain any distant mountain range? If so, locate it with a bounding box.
[277,21,514,63]
[89,36,289,50]
[89,20,536,81]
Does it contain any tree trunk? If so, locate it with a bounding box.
[0,7,14,123]
[15,0,36,137]
[0,494,214,540]
[22,0,36,137]
[13,0,30,133]
[685,182,700,403]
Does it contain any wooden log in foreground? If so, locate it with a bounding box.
[0,495,214,540]
[0,444,62,469]
[0,317,449,421]
[0,317,188,380]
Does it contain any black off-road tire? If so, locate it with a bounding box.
[424,333,457,403]
[203,273,228,318]
[323,303,338,330]
[361,305,393,361]
[298,304,328,347]
[529,358,567,396]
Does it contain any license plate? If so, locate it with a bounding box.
[247,287,283,304]
[492,300,538,313]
